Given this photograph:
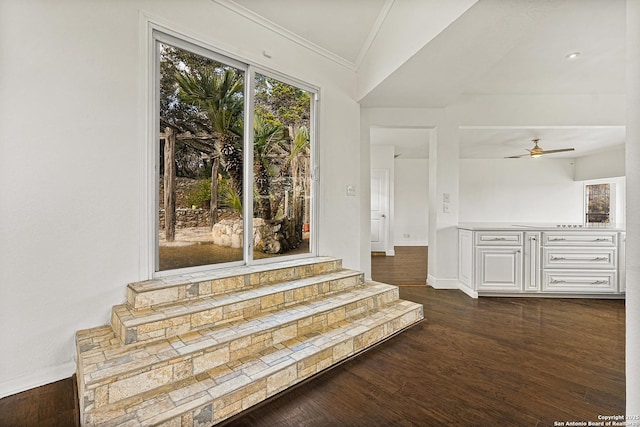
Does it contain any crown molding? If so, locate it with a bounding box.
[213,0,356,71]
[354,0,394,69]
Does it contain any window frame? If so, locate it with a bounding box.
[148,27,320,277]
[583,177,626,226]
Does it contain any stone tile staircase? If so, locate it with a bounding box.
[75,257,424,426]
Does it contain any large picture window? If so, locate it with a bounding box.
[153,32,317,273]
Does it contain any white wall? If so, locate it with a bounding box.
[626,0,640,415]
[574,147,625,181]
[459,158,583,223]
[0,0,361,397]
[394,159,429,245]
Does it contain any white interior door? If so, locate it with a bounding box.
[371,169,389,252]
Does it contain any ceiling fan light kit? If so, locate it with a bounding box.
[506,138,575,159]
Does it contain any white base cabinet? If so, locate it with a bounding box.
[458,225,625,298]
[475,246,522,292]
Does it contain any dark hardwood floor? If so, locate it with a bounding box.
[0,376,78,427]
[0,247,625,427]
[371,246,428,285]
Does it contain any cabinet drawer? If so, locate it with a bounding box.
[542,271,617,293]
[542,248,616,269]
[475,231,522,246]
[543,232,617,247]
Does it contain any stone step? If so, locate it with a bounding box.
[111,269,364,345]
[76,282,400,411]
[84,299,424,426]
[126,257,342,310]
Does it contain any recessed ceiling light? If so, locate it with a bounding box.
[565,51,581,60]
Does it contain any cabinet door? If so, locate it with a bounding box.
[524,232,541,292]
[475,247,522,292]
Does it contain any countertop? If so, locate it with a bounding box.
[458,223,626,231]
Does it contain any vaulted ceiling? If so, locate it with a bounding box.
[220,0,627,159]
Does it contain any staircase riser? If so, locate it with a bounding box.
[84,288,399,410]
[115,273,364,345]
[84,306,423,426]
[127,260,343,310]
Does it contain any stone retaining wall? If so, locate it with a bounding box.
[213,217,302,254]
[159,208,211,229]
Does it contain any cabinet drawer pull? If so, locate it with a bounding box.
[550,238,566,241]
[550,279,609,285]
[490,237,506,241]
[549,256,609,262]
[594,238,610,242]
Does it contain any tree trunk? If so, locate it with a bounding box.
[255,162,271,220]
[302,156,310,226]
[164,127,176,242]
[291,155,303,243]
[210,156,219,227]
[220,133,243,199]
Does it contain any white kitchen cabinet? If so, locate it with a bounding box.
[619,232,626,292]
[542,270,617,293]
[458,229,474,291]
[475,246,522,292]
[541,230,619,294]
[523,232,541,292]
[457,224,625,298]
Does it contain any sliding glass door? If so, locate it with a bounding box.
[153,32,316,274]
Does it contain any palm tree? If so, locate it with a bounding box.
[253,114,286,220]
[176,68,245,200]
[288,126,311,231]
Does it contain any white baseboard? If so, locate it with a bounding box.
[426,274,459,290]
[393,241,428,247]
[458,283,478,299]
[0,360,76,399]
[385,249,395,256]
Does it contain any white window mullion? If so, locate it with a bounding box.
[243,67,256,265]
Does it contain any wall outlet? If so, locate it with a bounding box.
[403,233,410,238]
[346,185,356,196]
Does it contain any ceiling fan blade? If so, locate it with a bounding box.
[505,153,530,158]
[540,148,575,155]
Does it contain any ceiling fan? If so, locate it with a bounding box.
[505,138,575,158]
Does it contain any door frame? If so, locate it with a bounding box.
[371,168,393,256]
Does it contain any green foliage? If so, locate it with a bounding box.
[289,125,310,161]
[254,76,311,128]
[160,45,312,223]
[186,179,212,209]
[175,68,244,137]
[219,178,243,213]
